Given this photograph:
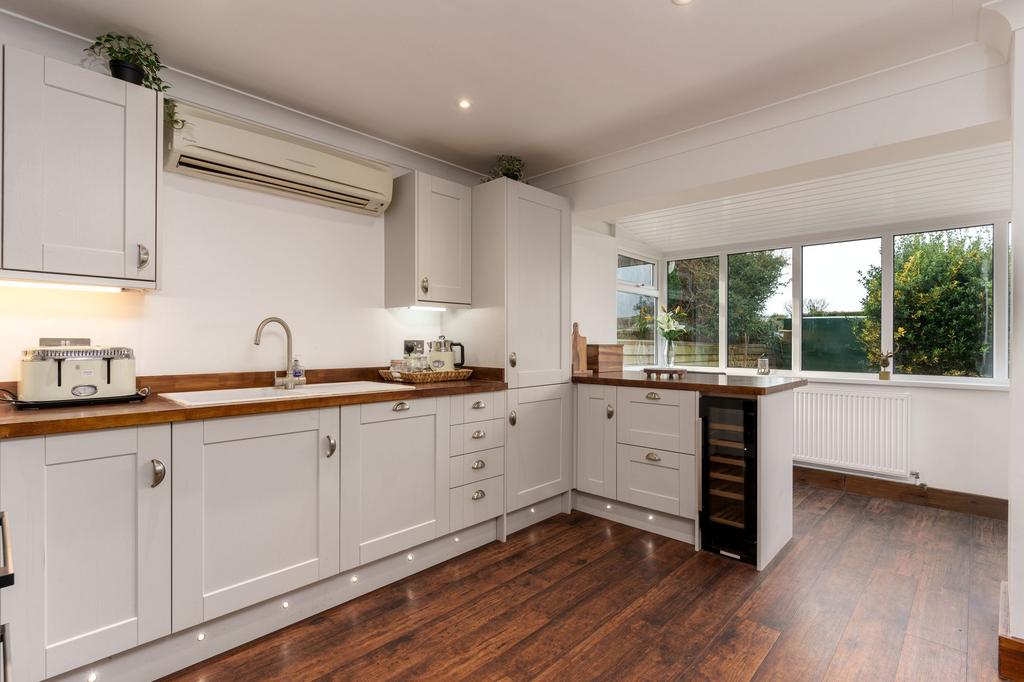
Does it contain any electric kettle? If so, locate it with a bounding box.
[427,335,465,371]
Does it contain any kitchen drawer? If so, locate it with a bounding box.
[450,447,504,487]
[616,387,696,453]
[361,397,437,424]
[450,418,505,455]
[450,391,506,425]
[616,444,696,517]
[450,475,504,531]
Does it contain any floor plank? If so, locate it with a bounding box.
[162,484,1007,682]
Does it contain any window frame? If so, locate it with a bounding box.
[656,213,1009,385]
[616,250,661,368]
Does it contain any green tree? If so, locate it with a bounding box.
[667,257,719,343]
[856,229,993,376]
[727,250,791,367]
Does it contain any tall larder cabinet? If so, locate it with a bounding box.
[444,178,573,513]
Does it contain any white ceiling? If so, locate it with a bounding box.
[615,143,1011,255]
[0,0,985,176]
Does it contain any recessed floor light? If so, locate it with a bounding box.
[458,98,472,109]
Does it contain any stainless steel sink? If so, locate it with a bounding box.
[161,381,405,407]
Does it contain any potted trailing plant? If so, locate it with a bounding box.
[653,306,687,366]
[85,32,183,128]
[482,155,527,183]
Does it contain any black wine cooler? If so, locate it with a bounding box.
[700,396,757,564]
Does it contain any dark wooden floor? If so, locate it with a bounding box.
[165,483,1006,681]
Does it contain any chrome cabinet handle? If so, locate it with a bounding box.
[471,459,486,470]
[393,401,410,412]
[645,452,662,462]
[326,435,337,458]
[151,459,166,487]
[471,430,486,439]
[509,410,517,426]
[509,352,517,368]
[645,392,661,401]
[421,276,429,294]
[137,243,151,270]
[471,489,486,501]
[471,400,487,410]
[607,404,615,419]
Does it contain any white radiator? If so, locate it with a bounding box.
[793,386,911,477]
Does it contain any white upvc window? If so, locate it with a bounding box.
[616,253,659,368]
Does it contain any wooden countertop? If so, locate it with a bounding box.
[0,378,506,439]
[572,371,807,396]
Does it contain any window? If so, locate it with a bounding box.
[617,254,657,366]
[727,249,792,370]
[801,238,881,372]
[667,256,719,366]
[891,225,994,377]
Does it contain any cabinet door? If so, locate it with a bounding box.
[507,384,573,511]
[172,409,340,630]
[418,174,471,305]
[340,399,450,569]
[576,384,616,498]
[0,426,171,680]
[506,182,571,388]
[3,46,157,281]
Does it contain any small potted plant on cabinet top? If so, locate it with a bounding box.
[85,32,183,128]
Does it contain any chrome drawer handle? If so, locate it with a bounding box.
[151,459,167,487]
[471,430,486,439]
[471,459,486,470]
[607,404,615,419]
[645,392,661,401]
[645,452,662,462]
[326,435,337,458]
[471,489,486,501]
[393,401,410,412]
[472,400,487,410]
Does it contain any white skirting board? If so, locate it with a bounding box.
[48,519,498,682]
[572,490,697,545]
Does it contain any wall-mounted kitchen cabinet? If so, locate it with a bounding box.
[385,171,472,307]
[0,425,171,681]
[171,409,340,630]
[1,46,160,288]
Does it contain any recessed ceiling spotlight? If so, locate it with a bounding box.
[458,98,472,109]
[672,0,693,5]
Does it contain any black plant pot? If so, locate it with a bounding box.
[108,59,144,86]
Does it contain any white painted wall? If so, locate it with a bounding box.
[0,12,482,380]
[571,227,617,344]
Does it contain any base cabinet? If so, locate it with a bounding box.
[0,425,171,680]
[575,384,616,498]
[340,398,450,569]
[172,409,340,631]
[506,384,573,512]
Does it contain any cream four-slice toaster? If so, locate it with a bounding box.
[17,338,141,406]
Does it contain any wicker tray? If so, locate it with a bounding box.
[378,368,474,383]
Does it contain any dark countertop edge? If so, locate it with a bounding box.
[0,380,507,440]
[571,373,808,396]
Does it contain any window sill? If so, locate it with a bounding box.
[623,365,1010,392]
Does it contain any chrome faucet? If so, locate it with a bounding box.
[254,317,305,389]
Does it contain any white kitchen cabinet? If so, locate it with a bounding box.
[0,425,171,680]
[2,46,159,286]
[340,397,451,568]
[442,178,571,389]
[617,386,697,454]
[576,384,616,498]
[505,182,572,388]
[172,409,340,630]
[506,383,573,511]
[386,171,472,307]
